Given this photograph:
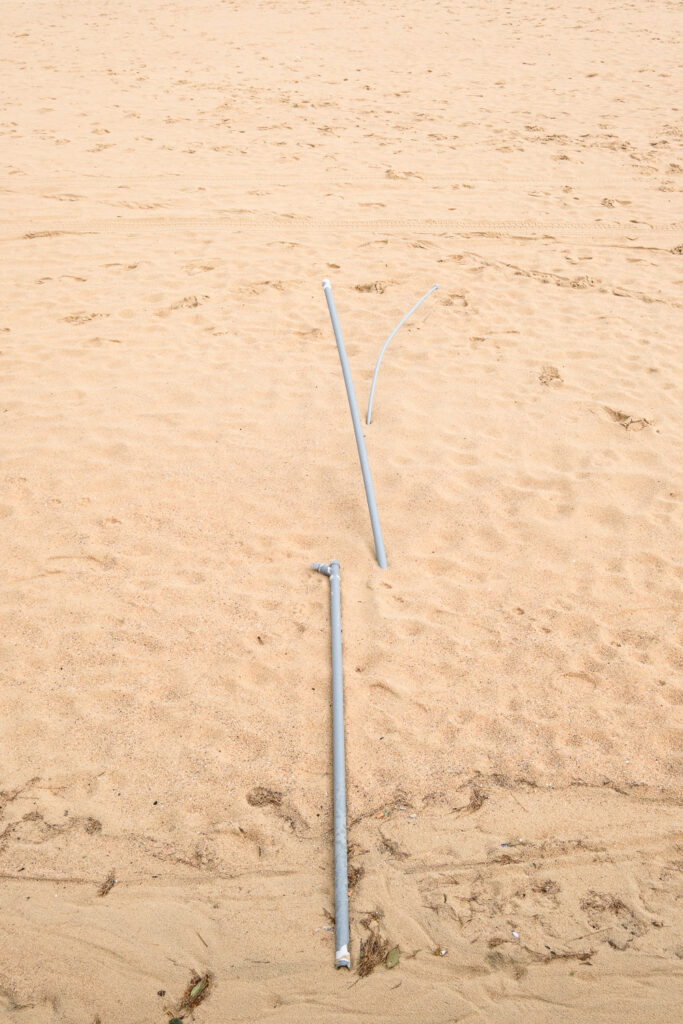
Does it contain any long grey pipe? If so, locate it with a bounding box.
[312,559,350,969]
[321,279,387,569]
[366,284,439,425]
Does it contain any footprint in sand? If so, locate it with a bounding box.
[604,407,651,431]
[246,786,308,833]
[354,281,393,294]
[539,365,563,386]
[62,312,109,325]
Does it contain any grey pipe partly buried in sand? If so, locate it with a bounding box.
[321,279,387,569]
[311,559,350,969]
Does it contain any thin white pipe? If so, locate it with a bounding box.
[366,284,439,424]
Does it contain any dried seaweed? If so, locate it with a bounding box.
[178,972,212,1012]
[357,930,389,978]
[97,871,115,897]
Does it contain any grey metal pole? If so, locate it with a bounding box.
[366,284,439,425]
[312,559,350,969]
[321,279,387,569]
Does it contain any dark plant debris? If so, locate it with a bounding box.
[97,870,115,897]
[178,972,212,1012]
[358,929,389,978]
[360,910,384,929]
[348,864,364,890]
[543,947,594,963]
[358,913,395,978]
[459,787,488,813]
[378,833,409,860]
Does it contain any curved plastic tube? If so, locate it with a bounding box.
[322,279,387,569]
[312,560,350,969]
[366,284,439,424]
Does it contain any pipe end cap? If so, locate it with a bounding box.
[335,944,351,969]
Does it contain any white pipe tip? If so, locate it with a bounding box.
[322,278,331,289]
[335,944,351,968]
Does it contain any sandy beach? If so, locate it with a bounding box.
[1,0,682,1020]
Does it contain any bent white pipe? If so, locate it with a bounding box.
[366,284,439,425]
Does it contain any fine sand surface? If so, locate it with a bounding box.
[1,1,682,1021]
